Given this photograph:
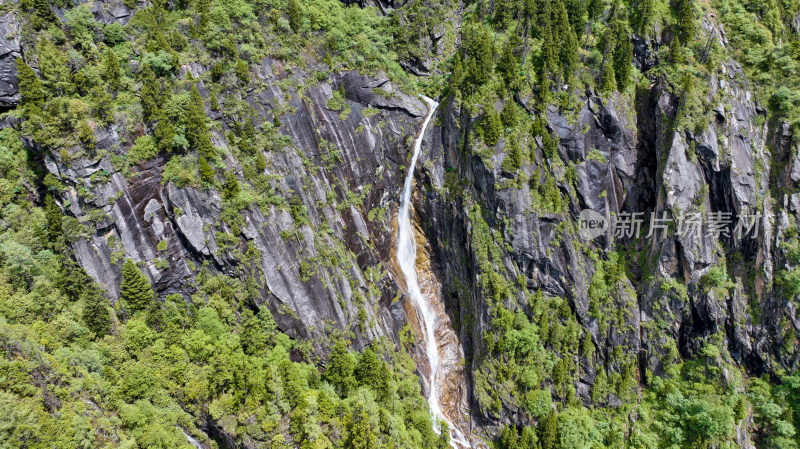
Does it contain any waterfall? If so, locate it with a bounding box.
[396,96,470,448]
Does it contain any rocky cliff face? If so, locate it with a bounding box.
[38,56,431,352]
[4,0,800,446]
[411,28,799,439]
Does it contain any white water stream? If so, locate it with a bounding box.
[396,96,470,448]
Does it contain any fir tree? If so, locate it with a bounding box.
[587,0,603,20]
[16,58,44,108]
[199,156,214,184]
[103,49,121,91]
[287,0,302,32]
[83,287,111,338]
[539,409,558,449]
[44,194,61,244]
[502,137,523,173]
[343,404,375,449]
[498,34,521,90]
[470,28,494,85]
[323,341,356,397]
[613,27,633,90]
[154,119,176,153]
[633,0,654,36]
[185,86,214,158]
[500,100,518,129]
[600,58,616,92]
[119,259,155,313]
[674,0,695,43]
[555,0,578,83]
[140,64,160,123]
[483,104,503,146]
[222,171,240,200]
[355,347,390,402]
[235,59,249,84]
[33,0,55,28]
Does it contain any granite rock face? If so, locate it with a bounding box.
[41,57,428,352]
[0,13,21,107]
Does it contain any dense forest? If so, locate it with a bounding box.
[2,0,800,447]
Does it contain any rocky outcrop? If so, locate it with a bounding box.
[43,57,429,352]
[0,12,21,108]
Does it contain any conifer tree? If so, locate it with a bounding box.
[555,0,578,83]
[500,100,518,129]
[343,404,375,449]
[587,0,603,20]
[222,171,240,200]
[470,28,494,85]
[502,137,523,172]
[613,27,633,90]
[16,58,44,108]
[483,104,503,146]
[33,0,55,28]
[120,259,155,313]
[140,64,160,123]
[287,0,302,32]
[540,409,558,449]
[674,0,695,43]
[600,58,616,92]
[185,85,214,158]
[633,0,654,35]
[498,35,521,90]
[323,341,356,396]
[103,49,121,91]
[83,287,111,338]
[44,194,61,244]
[199,156,214,184]
[155,118,176,153]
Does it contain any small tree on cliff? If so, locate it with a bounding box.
[185,85,214,158]
[16,58,44,109]
[83,287,111,338]
[120,259,155,313]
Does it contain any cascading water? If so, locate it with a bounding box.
[397,96,470,448]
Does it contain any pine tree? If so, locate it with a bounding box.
[500,100,518,129]
[83,287,110,338]
[483,104,503,146]
[633,0,654,36]
[470,28,494,85]
[33,0,55,28]
[498,35,521,90]
[155,118,176,153]
[199,156,214,184]
[587,0,603,20]
[185,86,214,158]
[16,58,44,108]
[222,171,240,200]
[555,0,578,83]
[323,341,356,397]
[613,27,633,90]
[103,49,121,91]
[502,137,523,172]
[674,0,695,43]
[600,58,616,92]
[287,0,302,32]
[539,409,558,449]
[140,64,160,123]
[235,59,249,84]
[44,194,61,244]
[119,259,154,313]
[343,404,376,449]
[354,347,380,386]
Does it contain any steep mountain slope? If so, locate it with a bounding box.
[2,0,800,448]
